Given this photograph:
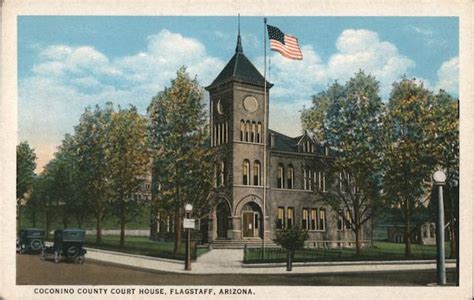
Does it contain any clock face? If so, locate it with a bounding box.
[216,99,224,115]
[243,96,258,112]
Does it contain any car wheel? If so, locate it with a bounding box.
[54,251,60,264]
[30,239,42,251]
[75,255,85,264]
[16,238,21,253]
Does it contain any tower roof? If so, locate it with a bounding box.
[206,34,272,90]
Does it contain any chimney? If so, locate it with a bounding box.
[270,132,276,149]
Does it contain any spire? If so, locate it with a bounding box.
[235,13,243,53]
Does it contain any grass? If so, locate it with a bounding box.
[244,241,453,264]
[82,235,209,261]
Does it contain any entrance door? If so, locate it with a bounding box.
[242,212,254,238]
[217,202,230,238]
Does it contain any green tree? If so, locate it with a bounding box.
[29,172,56,239]
[147,67,213,255]
[16,141,37,231]
[73,104,114,242]
[105,106,150,247]
[274,226,308,271]
[302,72,385,254]
[429,91,459,258]
[382,78,438,257]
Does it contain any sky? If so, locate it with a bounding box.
[18,16,459,172]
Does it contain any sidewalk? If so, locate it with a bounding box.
[84,247,456,275]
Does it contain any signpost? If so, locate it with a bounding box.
[184,203,193,271]
[433,170,446,285]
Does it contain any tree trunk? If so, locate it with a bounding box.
[404,218,412,257]
[449,223,456,259]
[286,250,293,271]
[150,205,158,240]
[96,213,102,243]
[120,202,126,247]
[45,210,51,240]
[17,200,21,233]
[174,209,182,255]
[355,226,361,255]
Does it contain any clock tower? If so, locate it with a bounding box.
[205,31,272,241]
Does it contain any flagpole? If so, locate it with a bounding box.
[262,17,267,257]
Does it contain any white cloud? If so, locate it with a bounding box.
[326,29,415,97]
[434,56,459,95]
[262,28,415,104]
[20,29,225,172]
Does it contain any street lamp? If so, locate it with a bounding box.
[184,203,193,271]
[433,170,446,285]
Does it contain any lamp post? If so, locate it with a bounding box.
[433,170,446,285]
[184,203,193,271]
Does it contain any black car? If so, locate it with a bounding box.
[16,228,46,253]
[42,229,87,264]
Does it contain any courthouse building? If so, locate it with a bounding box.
[202,33,371,248]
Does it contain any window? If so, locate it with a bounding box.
[319,209,326,231]
[302,208,309,230]
[257,122,262,143]
[245,121,250,142]
[214,164,218,187]
[220,161,225,186]
[242,160,250,185]
[220,124,224,145]
[322,172,326,192]
[313,170,317,191]
[277,164,284,188]
[240,120,245,141]
[303,167,307,190]
[310,209,317,230]
[287,207,294,228]
[251,122,256,143]
[277,207,285,229]
[337,210,344,230]
[345,209,352,230]
[214,124,217,146]
[253,160,261,186]
[287,165,294,189]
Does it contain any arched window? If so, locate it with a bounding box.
[277,164,284,189]
[257,122,262,143]
[287,165,294,189]
[251,122,256,143]
[240,120,245,141]
[253,160,261,186]
[245,121,250,142]
[242,160,250,185]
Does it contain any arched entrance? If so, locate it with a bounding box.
[216,202,231,239]
[241,202,263,238]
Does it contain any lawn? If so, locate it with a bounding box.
[243,241,452,264]
[83,235,208,260]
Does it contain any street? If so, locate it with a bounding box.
[17,254,456,286]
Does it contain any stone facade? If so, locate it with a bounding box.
[202,34,371,248]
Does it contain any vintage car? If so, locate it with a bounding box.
[42,229,87,264]
[16,228,46,253]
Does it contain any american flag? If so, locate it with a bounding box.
[267,24,303,60]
